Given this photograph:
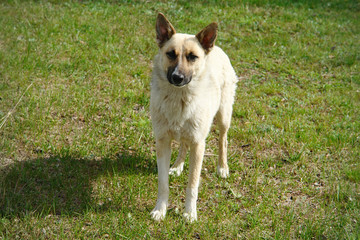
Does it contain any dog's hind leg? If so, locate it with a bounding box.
[169,142,188,176]
[217,121,229,178]
[216,98,233,178]
[151,137,171,221]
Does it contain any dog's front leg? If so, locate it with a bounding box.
[183,141,205,222]
[151,137,171,221]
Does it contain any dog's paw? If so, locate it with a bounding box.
[150,208,166,221]
[183,210,197,223]
[217,166,229,178]
[169,162,184,176]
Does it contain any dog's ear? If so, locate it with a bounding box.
[156,13,176,48]
[196,22,218,53]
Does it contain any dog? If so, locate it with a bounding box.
[150,13,237,222]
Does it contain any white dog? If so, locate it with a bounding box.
[150,13,237,222]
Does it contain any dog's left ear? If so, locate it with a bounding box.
[156,13,176,48]
[196,22,218,53]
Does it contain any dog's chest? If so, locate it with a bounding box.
[159,91,195,126]
[151,85,220,142]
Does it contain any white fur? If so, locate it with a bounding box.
[183,187,198,222]
[217,166,230,178]
[169,162,184,176]
[150,32,237,222]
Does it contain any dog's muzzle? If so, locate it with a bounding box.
[167,67,192,87]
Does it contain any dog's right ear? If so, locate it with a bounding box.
[156,13,176,48]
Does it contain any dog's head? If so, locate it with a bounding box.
[155,13,218,87]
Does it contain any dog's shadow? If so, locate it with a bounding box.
[0,149,156,217]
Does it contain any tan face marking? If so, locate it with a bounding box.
[162,35,205,87]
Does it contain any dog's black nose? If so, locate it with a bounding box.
[172,73,184,85]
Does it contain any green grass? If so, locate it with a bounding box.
[1,0,359,239]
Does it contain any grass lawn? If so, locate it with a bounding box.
[0,0,359,239]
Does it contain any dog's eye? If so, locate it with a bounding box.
[166,50,177,60]
[186,53,198,62]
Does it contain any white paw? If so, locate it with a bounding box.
[183,210,197,222]
[150,208,166,221]
[217,166,229,178]
[169,162,184,176]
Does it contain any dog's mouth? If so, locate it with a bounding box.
[167,67,192,87]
